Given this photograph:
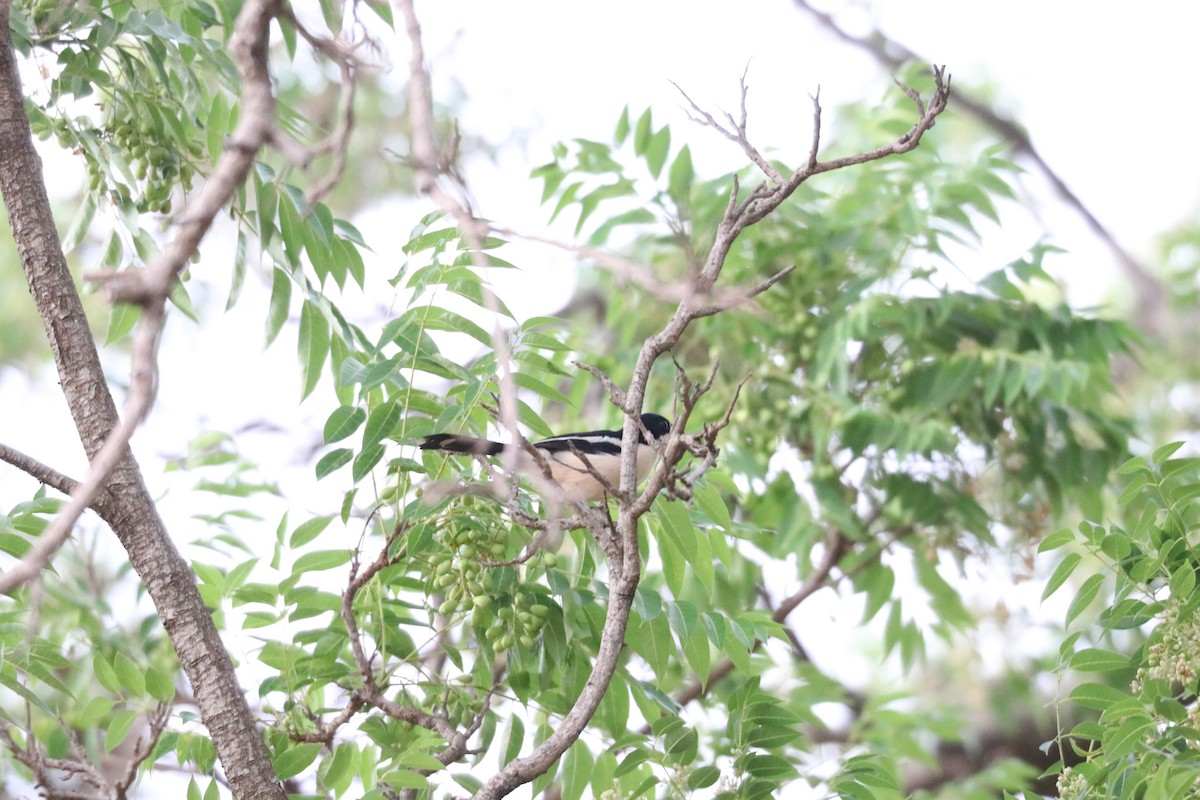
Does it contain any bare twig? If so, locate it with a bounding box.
[116,701,174,795]
[0,712,111,796]
[326,522,473,757]
[274,3,363,207]
[689,263,797,318]
[573,360,629,412]
[672,67,785,185]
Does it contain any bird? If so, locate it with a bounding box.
[419,413,672,503]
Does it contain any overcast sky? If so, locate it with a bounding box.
[3,2,1197,796]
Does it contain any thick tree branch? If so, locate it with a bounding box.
[0,1,288,797]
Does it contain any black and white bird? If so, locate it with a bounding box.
[419,413,671,503]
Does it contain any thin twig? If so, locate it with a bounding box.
[273,4,364,207]
[0,443,82,497]
[672,70,785,185]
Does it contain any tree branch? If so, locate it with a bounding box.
[0,443,82,497]
[0,1,288,796]
[672,67,786,185]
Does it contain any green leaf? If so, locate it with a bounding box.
[380,769,427,790]
[1069,648,1130,672]
[273,742,321,779]
[561,741,594,800]
[1038,528,1076,553]
[645,126,671,178]
[227,229,248,310]
[501,715,524,766]
[614,105,631,146]
[105,709,138,754]
[0,668,53,714]
[113,652,146,697]
[291,515,334,548]
[632,108,653,154]
[1151,442,1185,466]
[694,483,732,530]
[861,562,895,623]
[591,751,618,798]
[292,549,352,574]
[656,502,712,591]
[1170,562,1196,598]
[363,398,402,448]
[265,267,291,347]
[1103,715,1154,761]
[365,0,394,27]
[321,744,356,795]
[146,667,176,702]
[1065,573,1105,626]
[76,696,115,725]
[93,654,120,694]
[62,193,97,253]
[277,186,306,267]
[682,626,710,686]
[667,144,693,204]
[352,442,386,483]
[1042,552,1082,601]
[1116,455,1150,476]
[324,406,366,444]
[688,765,721,790]
[1067,681,1127,710]
[105,302,140,345]
[315,448,353,479]
[298,301,331,400]
[421,306,493,348]
[614,747,650,777]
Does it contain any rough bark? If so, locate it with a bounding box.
[0,4,283,798]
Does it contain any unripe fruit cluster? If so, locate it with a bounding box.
[427,524,552,652]
[99,109,199,214]
[484,598,549,651]
[427,525,507,618]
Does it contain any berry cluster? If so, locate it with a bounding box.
[428,524,507,618]
[427,523,553,651]
[485,598,549,651]
[99,106,199,214]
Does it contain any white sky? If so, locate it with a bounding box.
[2,0,1199,795]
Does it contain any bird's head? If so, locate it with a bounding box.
[640,413,671,442]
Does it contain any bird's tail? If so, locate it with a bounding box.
[419,433,505,456]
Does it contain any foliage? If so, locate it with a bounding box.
[1044,445,1200,800]
[0,3,1187,800]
